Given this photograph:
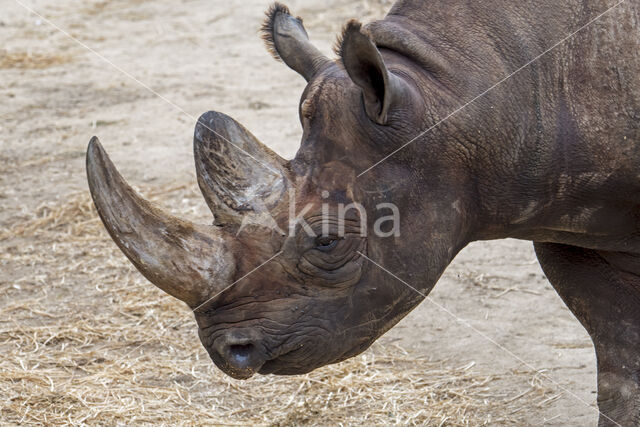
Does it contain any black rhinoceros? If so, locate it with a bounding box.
[87,1,640,424]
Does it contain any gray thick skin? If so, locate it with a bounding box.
[349,1,640,425]
[351,1,640,424]
[87,1,640,424]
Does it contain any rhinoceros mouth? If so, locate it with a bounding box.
[213,350,293,378]
[258,355,308,375]
[251,342,311,375]
[257,358,283,375]
[213,352,290,378]
[257,344,335,376]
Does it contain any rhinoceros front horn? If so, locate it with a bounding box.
[86,137,235,308]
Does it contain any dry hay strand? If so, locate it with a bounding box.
[0,183,190,241]
[1,184,556,425]
[0,193,97,241]
[0,50,72,69]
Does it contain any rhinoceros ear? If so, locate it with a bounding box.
[194,111,289,229]
[338,20,406,125]
[260,2,331,81]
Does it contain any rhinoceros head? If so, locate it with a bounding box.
[87,3,471,379]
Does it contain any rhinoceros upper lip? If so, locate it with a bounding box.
[258,357,283,375]
[257,346,295,375]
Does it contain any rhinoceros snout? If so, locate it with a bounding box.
[210,330,266,379]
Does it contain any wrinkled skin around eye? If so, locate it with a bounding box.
[280,215,367,287]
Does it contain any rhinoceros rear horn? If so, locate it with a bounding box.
[260,2,331,81]
[193,111,289,228]
[86,137,235,308]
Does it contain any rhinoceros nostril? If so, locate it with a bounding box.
[227,343,255,367]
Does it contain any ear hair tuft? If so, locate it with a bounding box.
[333,19,364,58]
[260,2,292,62]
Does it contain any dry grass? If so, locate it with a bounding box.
[0,186,555,425]
[0,50,72,69]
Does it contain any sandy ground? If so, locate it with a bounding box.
[1,0,598,424]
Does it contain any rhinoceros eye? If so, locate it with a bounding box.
[315,236,339,252]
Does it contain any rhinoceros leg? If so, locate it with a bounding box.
[534,242,640,426]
